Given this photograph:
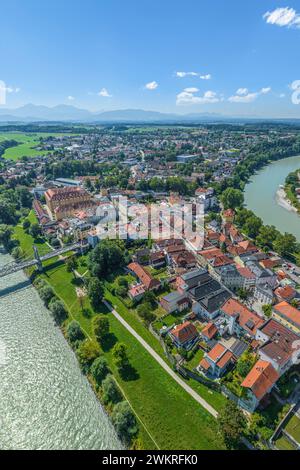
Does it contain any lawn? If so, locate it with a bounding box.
[285,415,300,444]
[13,210,51,258]
[0,131,73,160]
[275,434,297,451]
[186,348,204,371]
[39,260,225,450]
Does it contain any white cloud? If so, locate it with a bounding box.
[176,71,212,80]
[229,87,271,103]
[145,81,158,90]
[67,95,75,101]
[97,88,112,97]
[176,88,220,105]
[200,74,212,80]
[263,7,300,28]
[4,86,21,94]
[236,88,249,96]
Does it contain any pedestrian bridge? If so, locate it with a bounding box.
[0,243,83,279]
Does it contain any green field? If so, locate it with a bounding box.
[285,415,300,443]
[275,434,296,451]
[0,131,70,160]
[13,210,51,258]
[39,260,225,450]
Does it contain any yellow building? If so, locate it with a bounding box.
[272,301,300,335]
[45,187,95,221]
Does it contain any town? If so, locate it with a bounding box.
[1,122,300,451]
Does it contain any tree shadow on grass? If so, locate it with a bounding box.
[119,363,140,382]
[101,333,118,352]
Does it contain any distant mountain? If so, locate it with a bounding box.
[0,104,228,123]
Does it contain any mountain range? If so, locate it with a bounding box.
[0,104,230,123]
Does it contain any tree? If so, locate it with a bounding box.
[112,401,138,444]
[22,219,31,231]
[243,215,262,239]
[39,285,55,307]
[91,356,109,384]
[11,246,24,260]
[17,187,33,208]
[262,304,272,318]
[256,225,279,249]
[0,224,13,249]
[67,320,85,343]
[236,350,256,378]
[49,298,67,324]
[77,339,100,372]
[88,278,104,310]
[137,302,156,325]
[274,233,298,257]
[92,316,109,344]
[29,223,42,239]
[112,342,130,372]
[66,256,78,278]
[102,374,122,404]
[88,240,125,278]
[217,401,247,449]
[221,188,244,210]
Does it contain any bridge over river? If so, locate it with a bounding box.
[0,242,85,279]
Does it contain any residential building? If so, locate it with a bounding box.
[45,186,95,221]
[221,298,264,338]
[169,321,199,350]
[272,301,300,335]
[160,292,190,314]
[240,360,279,412]
[127,262,161,291]
[198,343,234,378]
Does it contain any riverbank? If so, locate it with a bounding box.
[0,251,121,450]
[37,256,224,450]
[244,154,300,243]
[276,186,298,213]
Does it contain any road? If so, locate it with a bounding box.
[103,300,218,418]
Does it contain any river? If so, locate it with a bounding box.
[0,252,121,450]
[244,155,300,242]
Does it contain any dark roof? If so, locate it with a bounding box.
[259,318,300,367]
[190,279,222,301]
[198,289,231,314]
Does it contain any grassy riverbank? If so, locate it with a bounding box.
[38,259,224,450]
[284,169,300,214]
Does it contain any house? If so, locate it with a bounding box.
[191,285,231,321]
[274,285,297,303]
[176,268,211,293]
[256,318,300,375]
[132,248,150,265]
[171,250,197,269]
[245,261,277,288]
[128,284,146,302]
[198,343,234,378]
[127,262,161,291]
[160,292,190,314]
[150,251,166,269]
[223,209,235,223]
[254,283,274,305]
[272,301,300,335]
[201,322,218,341]
[221,299,265,338]
[169,321,199,350]
[240,360,279,411]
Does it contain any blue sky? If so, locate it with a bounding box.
[1,0,300,117]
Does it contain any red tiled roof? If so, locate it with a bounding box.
[199,358,211,371]
[221,298,264,335]
[127,262,160,290]
[273,301,300,328]
[241,360,279,400]
[216,350,233,369]
[274,286,296,301]
[202,322,218,340]
[207,343,226,362]
[170,321,198,345]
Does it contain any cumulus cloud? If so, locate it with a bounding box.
[228,87,271,103]
[97,88,112,97]
[145,81,158,90]
[176,88,220,105]
[176,71,212,80]
[67,95,75,101]
[263,7,300,28]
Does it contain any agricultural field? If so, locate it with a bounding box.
[0,131,70,160]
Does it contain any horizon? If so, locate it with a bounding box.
[0,0,300,118]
